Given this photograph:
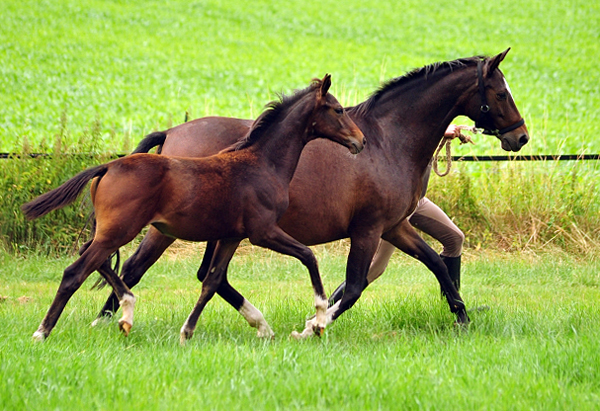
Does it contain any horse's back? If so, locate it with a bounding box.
[163,117,253,158]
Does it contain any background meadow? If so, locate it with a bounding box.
[1,0,599,155]
[1,0,600,409]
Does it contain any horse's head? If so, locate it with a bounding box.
[467,49,529,152]
[310,74,366,154]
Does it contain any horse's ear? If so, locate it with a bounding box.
[320,74,332,97]
[484,47,510,77]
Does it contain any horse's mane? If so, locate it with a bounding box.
[221,79,322,152]
[348,56,485,117]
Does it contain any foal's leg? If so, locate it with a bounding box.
[382,220,469,324]
[33,242,118,340]
[197,241,273,338]
[249,226,328,337]
[180,239,241,344]
[95,227,175,320]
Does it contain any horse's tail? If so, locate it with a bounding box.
[131,131,167,154]
[21,164,109,220]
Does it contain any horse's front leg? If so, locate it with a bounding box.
[383,219,470,325]
[179,239,241,344]
[294,229,381,339]
[249,225,328,337]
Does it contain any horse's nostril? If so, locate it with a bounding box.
[519,134,529,147]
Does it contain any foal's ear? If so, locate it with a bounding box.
[484,47,510,77]
[319,74,332,97]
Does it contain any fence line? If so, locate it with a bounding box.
[2,153,600,162]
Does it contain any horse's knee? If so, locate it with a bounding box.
[78,240,93,256]
[197,265,208,282]
[59,266,86,295]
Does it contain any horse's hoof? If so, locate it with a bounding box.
[257,327,275,339]
[32,330,46,342]
[118,320,132,336]
[180,328,194,345]
[91,316,110,328]
[312,325,325,338]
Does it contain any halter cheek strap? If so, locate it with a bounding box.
[475,60,525,137]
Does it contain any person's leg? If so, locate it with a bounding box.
[409,197,464,291]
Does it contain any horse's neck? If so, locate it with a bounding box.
[370,67,476,166]
[248,105,312,183]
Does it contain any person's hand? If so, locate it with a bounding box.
[443,125,476,144]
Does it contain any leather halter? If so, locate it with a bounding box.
[475,60,525,137]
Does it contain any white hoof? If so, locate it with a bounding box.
[290,326,315,340]
[91,316,111,327]
[257,325,275,339]
[32,330,46,342]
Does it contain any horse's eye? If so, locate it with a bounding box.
[334,107,344,114]
[496,92,507,101]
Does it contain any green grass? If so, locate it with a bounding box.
[1,248,600,410]
[1,0,599,155]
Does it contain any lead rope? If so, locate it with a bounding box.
[432,125,478,177]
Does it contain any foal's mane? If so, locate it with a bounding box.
[348,56,485,117]
[222,79,323,152]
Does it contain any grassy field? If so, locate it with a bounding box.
[1,0,599,155]
[1,246,600,410]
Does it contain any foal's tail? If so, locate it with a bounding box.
[131,131,167,154]
[21,164,109,220]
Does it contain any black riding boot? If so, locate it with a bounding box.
[440,255,461,297]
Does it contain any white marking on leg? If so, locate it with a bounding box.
[179,320,192,345]
[118,294,136,328]
[315,294,328,331]
[292,299,339,340]
[239,299,274,339]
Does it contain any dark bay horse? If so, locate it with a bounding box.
[98,49,529,337]
[22,75,365,341]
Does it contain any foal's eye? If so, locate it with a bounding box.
[496,92,508,101]
[334,107,344,114]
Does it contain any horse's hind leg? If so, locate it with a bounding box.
[180,239,241,344]
[197,241,273,338]
[33,243,116,341]
[95,228,175,321]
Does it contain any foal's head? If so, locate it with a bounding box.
[307,74,365,154]
[228,75,365,155]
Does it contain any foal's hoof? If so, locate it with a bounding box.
[180,328,194,345]
[118,320,132,337]
[32,330,46,342]
[312,325,325,338]
[257,326,275,340]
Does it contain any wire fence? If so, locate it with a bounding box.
[2,153,600,161]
